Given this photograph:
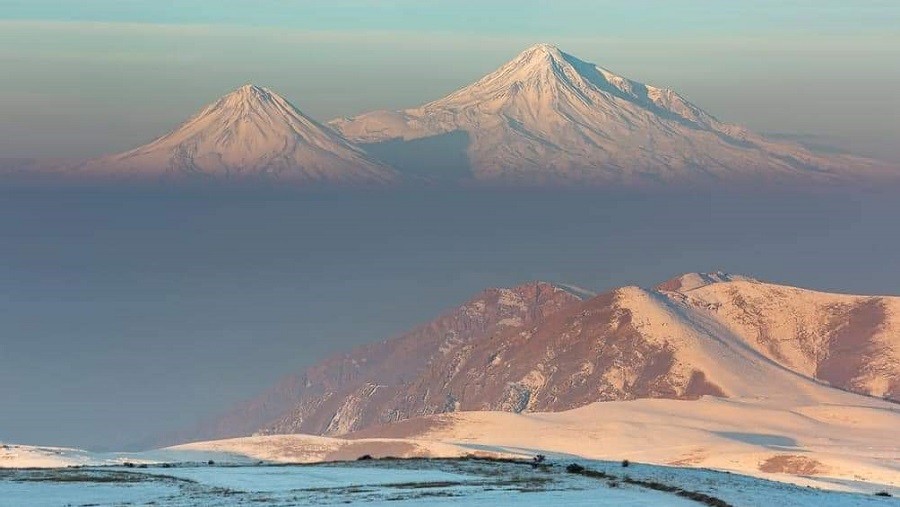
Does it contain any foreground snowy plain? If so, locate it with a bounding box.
[1,457,896,507]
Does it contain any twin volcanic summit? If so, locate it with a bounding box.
[62,44,895,185]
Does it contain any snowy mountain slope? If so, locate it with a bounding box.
[331,280,875,424]
[166,273,899,450]
[660,274,900,401]
[76,85,398,183]
[331,44,896,185]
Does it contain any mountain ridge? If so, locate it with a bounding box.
[153,272,899,448]
[16,44,899,187]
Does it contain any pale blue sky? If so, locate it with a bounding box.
[2,1,898,33]
[1,1,899,160]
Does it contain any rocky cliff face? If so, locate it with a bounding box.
[162,282,582,445]
[259,282,584,436]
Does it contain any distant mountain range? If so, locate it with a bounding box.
[11,44,897,186]
[156,272,899,448]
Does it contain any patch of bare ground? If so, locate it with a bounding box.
[668,448,709,466]
[323,441,420,461]
[759,455,829,476]
[1,469,193,485]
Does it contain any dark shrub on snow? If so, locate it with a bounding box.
[565,463,585,474]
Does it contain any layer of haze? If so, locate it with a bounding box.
[0,1,899,162]
[2,187,900,450]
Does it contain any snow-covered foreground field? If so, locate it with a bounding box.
[1,458,896,507]
[3,394,898,504]
[385,396,900,494]
[3,387,897,505]
[164,395,900,495]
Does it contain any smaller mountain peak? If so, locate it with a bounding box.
[231,83,271,97]
[519,43,564,60]
[215,84,285,110]
[656,272,755,293]
[528,43,561,52]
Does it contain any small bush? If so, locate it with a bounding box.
[621,459,630,468]
[875,491,892,497]
[565,463,585,474]
[357,454,374,461]
[207,460,215,466]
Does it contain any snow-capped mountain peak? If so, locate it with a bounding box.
[222,83,272,101]
[205,84,290,115]
[495,42,568,73]
[331,44,896,185]
[77,84,398,183]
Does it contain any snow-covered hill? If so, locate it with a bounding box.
[164,273,898,452]
[332,44,896,186]
[76,85,397,183]
[658,273,900,401]
[343,395,900,494]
